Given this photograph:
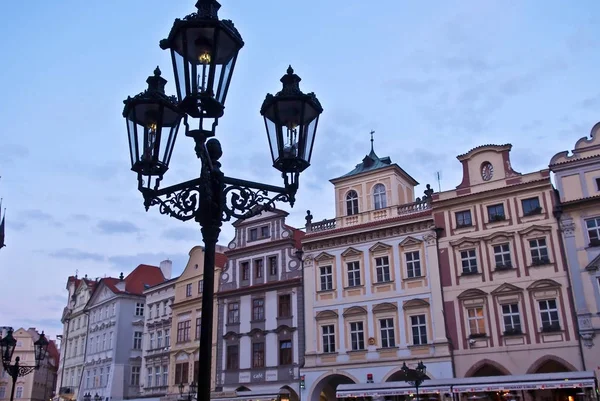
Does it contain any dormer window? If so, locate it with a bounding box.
[346,190,359,216]
[373,184,387,210]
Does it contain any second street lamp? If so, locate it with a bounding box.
[401,361,428,400]
[122,2,323,401]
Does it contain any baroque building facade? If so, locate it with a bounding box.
[550,123,600,374]
[80,264,167,401]
[301,146,452,401]
[431,144,584,380]
[168,246,227,401]
[56,276,97,401]
[214,210,304,401]
[140,261,176,399]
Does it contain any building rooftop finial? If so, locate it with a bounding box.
[370,130,375,153]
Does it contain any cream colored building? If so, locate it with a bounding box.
[550,122,600,376]
[301,145,452,401]
[0,328,59,401]
[167,246,227,400]
[432,144,585,384]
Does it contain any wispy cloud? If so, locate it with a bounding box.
[162,227,200,242]
[108,252,189,276]
[49,248,105,262]
[97,220,140,234]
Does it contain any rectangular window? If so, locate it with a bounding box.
[411,314,428,345]
[279,340,292,365]
[106,367,110,387]
[193,361,199,383]
[228,302,240,324]
[148,304,153,319]
[186,283,192,297]
[131,366,140,386]
[539,299,560,331]
[147,367,153,387]
[177,321,191,343]
[493,244,512,268]
[162,365,168,387]
[133,332,143,349]
[86,371,90,388]
[322,325,336,353]
[529,238,549,264]
[102,334,106,350]
[241,262,250,281]
[502,304,522,334]
[109,332,113,349]
[226,345,239,370]
[195,317,201,339]
[455,210,472,227]
[16,387,23,399]
[596,178,600,191]
[249,228,258,241]
[0,386,6,399]
[269,256,278,276]
[157,330,163,348]
[135,303,144,316]
[261,225,270,238]
[522,197,541,215]
[347,261,361,287]
[252,299,265,321]
[461,249,478,274]
[320,265,333,291]
[252,342,265,368]
[278,294,291,318]
[406,251,422,278]
[165,329,170,347]
[375,256,391,282]
[74,339,79,355]
[379,318,396,348]
[350,321,365,350]
[174,362,189,384]
[254,259,263,278]
[586,218,600,245]
[100,368,104,386]
[198,280,204,294]
[487,204,506,221]
[467,307,486,336]
[155,366,161,387]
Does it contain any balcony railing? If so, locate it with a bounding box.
[397,199,431,216]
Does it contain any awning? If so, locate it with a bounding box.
[452,379,596,393]
[337,386,452,398]
[212,391,281,401]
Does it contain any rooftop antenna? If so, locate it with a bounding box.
[370,130,375,152]
[435,171,442,192]
[75,269,79,278]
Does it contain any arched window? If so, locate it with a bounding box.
[373,184,387,209]
[346,190,359,216]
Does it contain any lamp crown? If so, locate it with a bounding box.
[146,67,167,95]
[195,0,221,18]
[279,66,302,96]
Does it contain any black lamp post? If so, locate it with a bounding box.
[0,329,49,401]
[122,2,323,401]
[401,361,428,400]
[83,392,91,401]
[179,381,198,401]
[94,393,102,401]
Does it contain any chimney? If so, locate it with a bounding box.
[160,260,172,280]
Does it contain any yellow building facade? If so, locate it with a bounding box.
[550,122,600,376]
[301,146,452,401]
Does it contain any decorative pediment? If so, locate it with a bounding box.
[175,351,189,361]
[86,282,115,309]
[314,252,335,262]
[248,328,266,338]
[373,302,398,313]
[342,306,368,317]
[484,231,515,243]
[518,225,552,237]
[223,331,240,340]
[585,253,600,272]
[457,288,488,300]
[402,299,430,310]
[527,279,561,290]
[399,236,423,248]
[316,310,339,321]
[369,242,392,253]
[450,237,481,248]
[341,247,362,257]
[491,283,523,295]
[274,325,296,334]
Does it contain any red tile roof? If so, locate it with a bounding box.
[284,224,306,249]
[99,264,166,296]
[216,252,228,269]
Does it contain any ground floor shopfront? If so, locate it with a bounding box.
[336,371,599,401]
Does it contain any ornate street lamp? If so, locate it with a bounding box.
[0,330,49,401]
[94,393,102,401]
[122,3,322,401]
[83,393,91,401]
[179,382,197,401]
[401,361,428,400]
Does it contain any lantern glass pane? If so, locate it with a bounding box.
[127,118,138,168]
[215,53,236,104]
[264,117,279,163]
[162,124,180,166]
[173,50,188,102]
[300,117,318,163]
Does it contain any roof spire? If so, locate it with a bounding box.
[370,130,375,152]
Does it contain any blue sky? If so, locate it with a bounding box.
[1,0,599,339]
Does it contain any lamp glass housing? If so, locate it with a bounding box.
[0,330,17,364]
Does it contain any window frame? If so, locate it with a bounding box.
[455,210,473,228]
[405,251,422,278]
[529,238,550,265]
[135,303,144,316]
[346,190,359,216]
[279,340,293,365]
[586,217,600,245]
[460,249,478,274]
[133,331,143,349]
[278,294,291,318]
[268,256,278,276]
[493,243,512,269]
[349,321,365,351]
[322,324,336,353]
[501,303,522,334]
[522,197,541,216]
[538,299,560,331]
[185,283,192,297]
[177,321,191,343]
[241,262,250,281]
[254,259,263,279]
[487,203,506,221]
[373,184,387,210]
[227,302,240,324]
[347,261,361,287]
[252,342,265,368]
[226,344,239,370]
[379,318,396,348]
[466,307,486,337]
[410,314,428,345]
[375,256,391,283]
[320,265,333,291]
[252,298,265,321]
